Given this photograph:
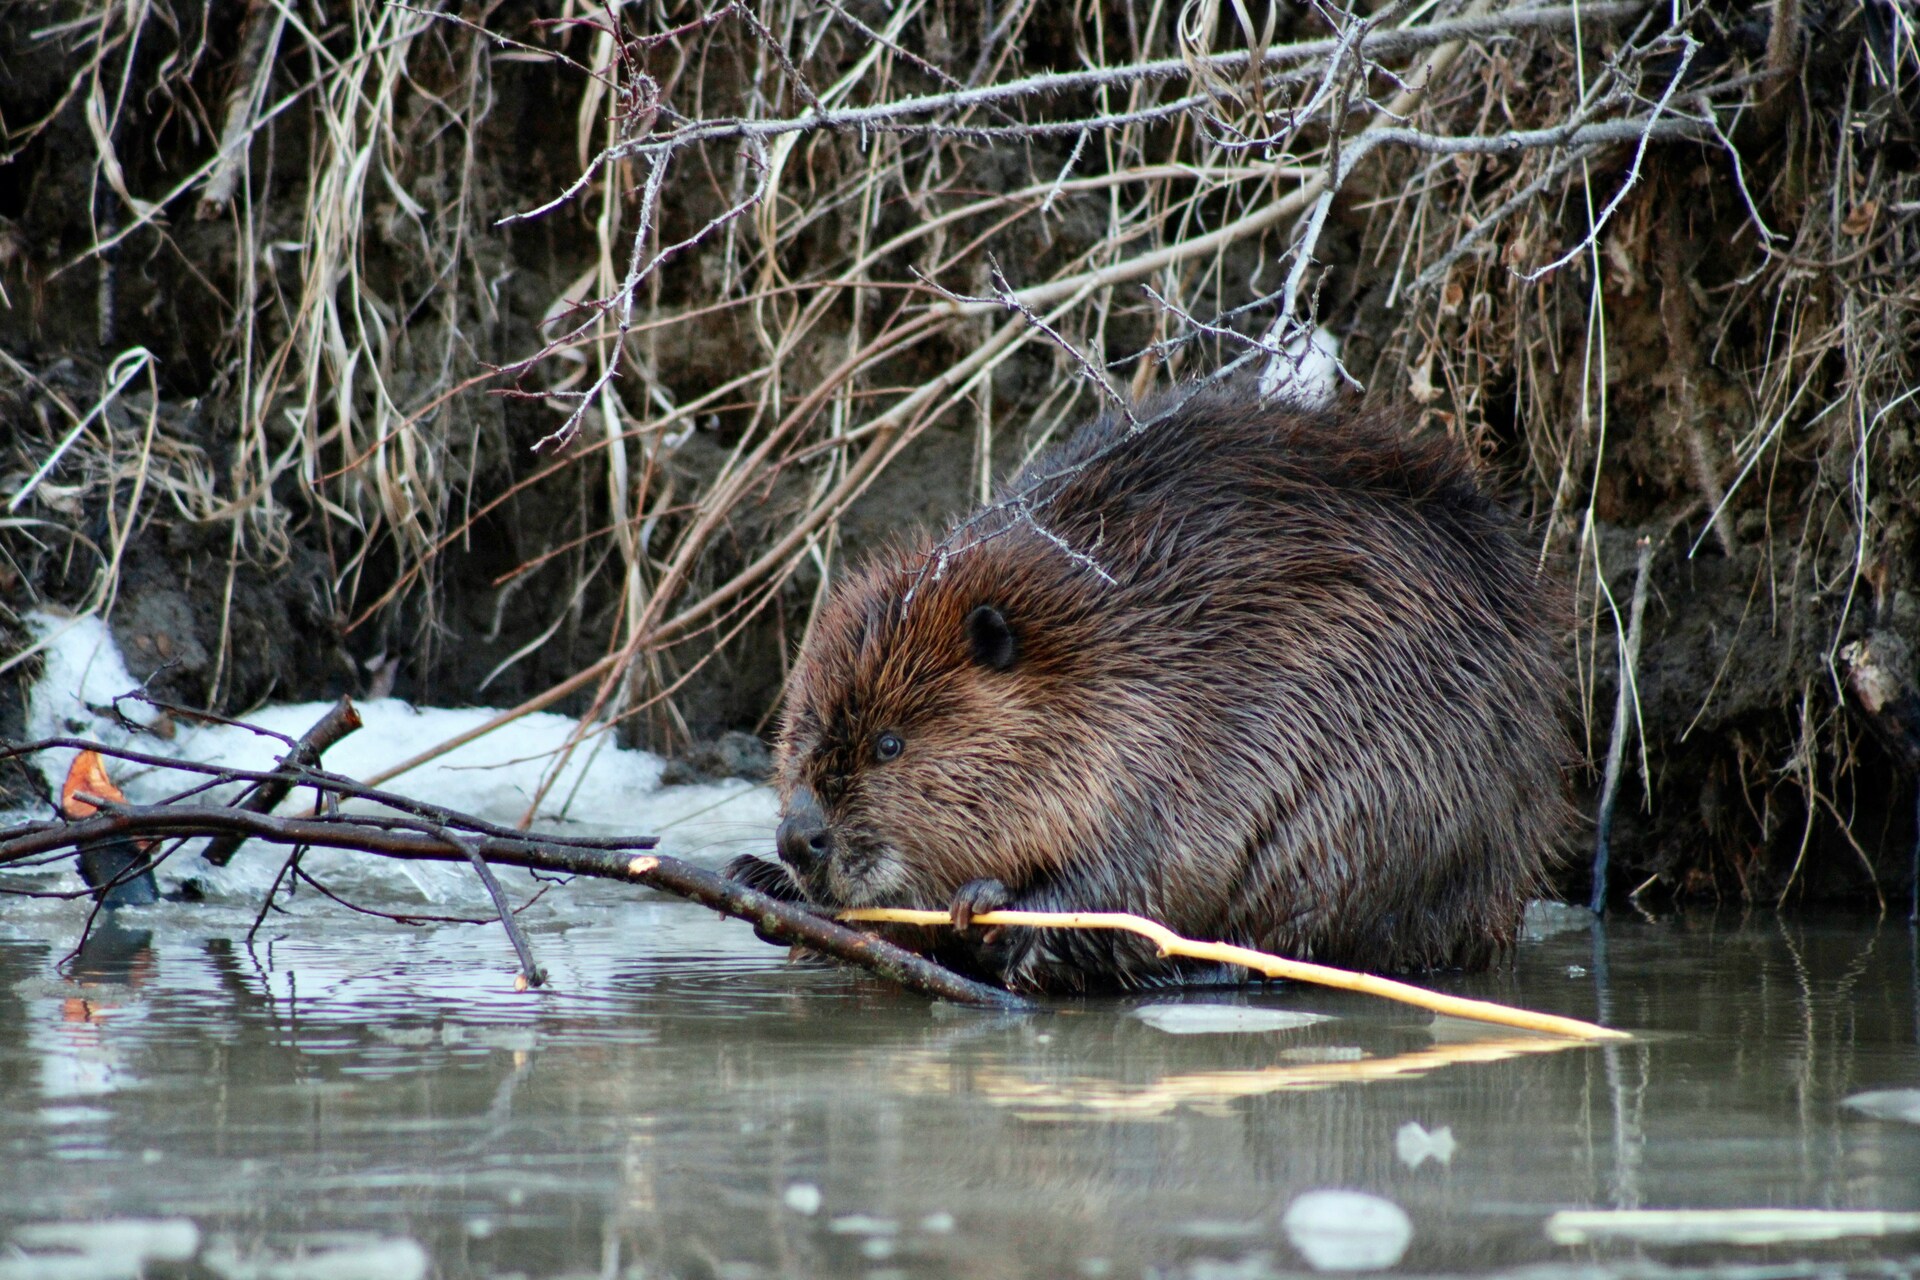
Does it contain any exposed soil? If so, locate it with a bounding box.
[3,0,1916,907]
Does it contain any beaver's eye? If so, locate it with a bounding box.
[873,731,904,762]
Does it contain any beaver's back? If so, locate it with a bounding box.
[769,387,1568,991]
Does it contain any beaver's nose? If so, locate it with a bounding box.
[776,787,833,874]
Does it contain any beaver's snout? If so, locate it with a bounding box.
[776,787,834,876]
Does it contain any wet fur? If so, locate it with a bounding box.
[746,388,1569,993]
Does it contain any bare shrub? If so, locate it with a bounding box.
[3,0,1916,891]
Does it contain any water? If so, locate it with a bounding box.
[2,887,1917,1280]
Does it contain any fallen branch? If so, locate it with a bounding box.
[0,799,1030,1010]
[195,0,284,218]
[4,759,1617,1026]
[840,907,1629,1041]
[200,695,365,866]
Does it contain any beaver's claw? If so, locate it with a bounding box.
[724,854,805,902]
[949,877,1014,931]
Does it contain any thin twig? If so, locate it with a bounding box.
[1519,35,1700,282]
[444,828,547,989]
[247,845,303,944]
[600,3,1651,163]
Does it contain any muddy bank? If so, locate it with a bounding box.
[3,2,1917,904]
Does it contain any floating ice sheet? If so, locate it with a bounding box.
[1544,1208,1920,1247]
[1133,1004,1333,1035]
[1,1218,199,1280]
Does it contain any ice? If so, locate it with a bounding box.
[2,1218,200,1280]
[1394,1120,1457,1168]
[1280,1190,1413,1271]
[8,612,777,905]
[1132,1004,1332,1035]
[1843,1088,1920,1125]
[782,1184,824,1215]
[198,1234,430,1280]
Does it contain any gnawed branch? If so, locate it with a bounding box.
[0,763,1029,1010]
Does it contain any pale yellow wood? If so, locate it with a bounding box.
[839,907,1630,1041]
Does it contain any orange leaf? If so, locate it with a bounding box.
[61,750,127,819]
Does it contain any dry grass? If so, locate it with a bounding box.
[3,0,1917,880]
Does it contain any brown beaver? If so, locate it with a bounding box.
[727,385,1569,992]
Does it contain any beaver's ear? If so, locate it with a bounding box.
[966,605,1018,672]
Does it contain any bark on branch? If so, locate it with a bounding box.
[0,797,1031,1010]
[200,695,365,866]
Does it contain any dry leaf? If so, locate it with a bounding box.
[1408,350,1441,405]
[1842,201,1878,238]
[1605,229,1641,297]
[61,750,127,818]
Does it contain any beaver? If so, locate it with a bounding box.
[727,385,1569,992]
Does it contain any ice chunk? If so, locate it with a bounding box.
[1133,1004,1332,1035]
[1281,1190,1413,1271]
[1394,1121,1457,1168]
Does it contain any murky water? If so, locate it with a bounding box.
[2,884,1917,1280]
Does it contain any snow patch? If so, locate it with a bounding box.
[1258,326,1342,408]
[10,612,777,903]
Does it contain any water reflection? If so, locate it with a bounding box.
[0,903,1915,1279]
[882,1021,1590,1121]
[41,921,158,1101]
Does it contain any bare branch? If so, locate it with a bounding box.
[0,800,1030,1009]
[1519,35,1702,282]
[609,3,1651,161]
[445,828,548,989]
[201,695,365,867]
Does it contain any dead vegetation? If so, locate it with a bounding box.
[2,0,1918,902]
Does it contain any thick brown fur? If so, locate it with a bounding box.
[735,386,1571,993]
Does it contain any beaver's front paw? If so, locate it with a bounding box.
[949,877,1014,930]
[724,853,805,902]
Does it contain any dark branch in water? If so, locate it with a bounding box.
[445,827,548,990]
[0,737,665,853]
[201,695,366,867]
